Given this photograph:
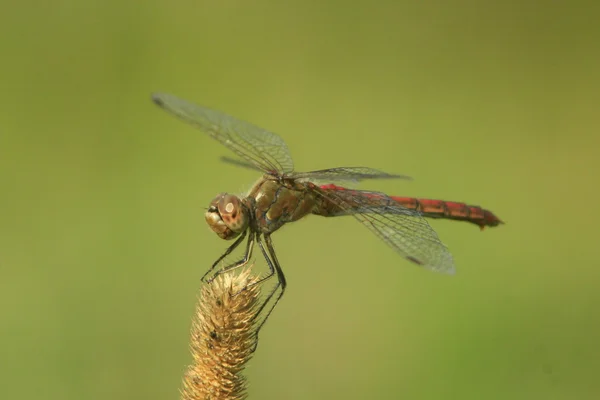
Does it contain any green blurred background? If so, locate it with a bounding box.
[2,1,599,399]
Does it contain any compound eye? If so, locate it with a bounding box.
[217,194,248,233]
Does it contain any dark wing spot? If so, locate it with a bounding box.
[151,93,164,106]
[406,256,424,266]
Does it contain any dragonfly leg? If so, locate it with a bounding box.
[207,231,255,283]
[201,230,247,283]
[244,234,286,343]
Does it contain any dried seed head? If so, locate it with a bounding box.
[181,269,261,400]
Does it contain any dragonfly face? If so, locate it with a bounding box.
[205,193,249,240]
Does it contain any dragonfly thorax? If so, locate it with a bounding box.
[205,193,249,240]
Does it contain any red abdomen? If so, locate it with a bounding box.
[318,184,502,229]
[389,196,502,229]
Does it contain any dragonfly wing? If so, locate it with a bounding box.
[219,156,264,173]
[314,186,456,274]
[152,93,294,174]
[293,167,412,184]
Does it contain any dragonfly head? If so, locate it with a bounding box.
[205,193,249,240]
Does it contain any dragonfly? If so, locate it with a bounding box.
[152,92,502,334]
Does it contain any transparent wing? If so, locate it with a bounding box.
[292,167,412,183]
[314,185,455,274]
[218,157,411,184]
[152,93,294,174]
[219,156,265,173]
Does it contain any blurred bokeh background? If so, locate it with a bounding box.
[2,1,599,399]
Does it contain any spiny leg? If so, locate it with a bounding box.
[201,230,247,282]
[248,234,287,339]
[208,231,255,282]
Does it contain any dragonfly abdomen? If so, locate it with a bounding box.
[317,184,502,230]
[390,196,502,229]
